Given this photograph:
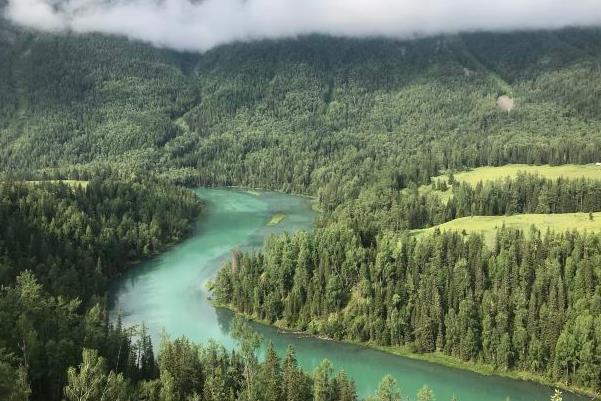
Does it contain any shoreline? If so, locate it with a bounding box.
[217,184,322,214]
[213,302,596,400]
[207,186,595,398]
[112,184,594,399]
[222,185,317,200]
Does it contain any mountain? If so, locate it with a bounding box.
[1,16,601,196]
[2,9,601,401]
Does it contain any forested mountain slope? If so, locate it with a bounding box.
[2,6,601,399]
[2,14,601,199]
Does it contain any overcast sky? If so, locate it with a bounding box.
[5,0,601,52]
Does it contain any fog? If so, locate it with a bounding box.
[5,0,601,52]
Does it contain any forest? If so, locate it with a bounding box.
[1,6,601,401]
[0,179,442,401]
[215,226,601,392]
[213,173,601,393]
[2,20,601,200]
[323,173,601,244]
[0,179,201,301]
[0,178,202,399]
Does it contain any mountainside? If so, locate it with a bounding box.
[1,16,601,197]
[3,9,601,400]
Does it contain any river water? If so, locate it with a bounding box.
[110,188,587,401]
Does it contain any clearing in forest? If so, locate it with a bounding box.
[434,164,601,186]
[412,212,601,247]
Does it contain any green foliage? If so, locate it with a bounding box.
[417,385,435,401]
[231,317,263,401]
[3,13,601,400]
[0,270,154,401]
[0,178,198,401]
[259,343,283,401]
[436,164,601,186]
[367,375,404,401]
[413,212,601,248]
[0,178,201,301]
[326,172,601,246]
[157,336,203,401]
[216,226,601,391]
[63,349,129,401]
[2,24,601,206]
[0,350,30,401]
[282,345,311,401]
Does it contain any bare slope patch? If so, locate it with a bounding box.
[496,95,514,111]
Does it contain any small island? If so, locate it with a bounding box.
[267,213,287,225]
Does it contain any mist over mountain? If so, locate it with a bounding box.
[5,0,601,51]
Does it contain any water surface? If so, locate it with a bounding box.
[111,188,587,401]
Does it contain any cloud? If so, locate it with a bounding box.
[5,0,601,52]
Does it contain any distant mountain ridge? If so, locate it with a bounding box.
[1,13,601,194]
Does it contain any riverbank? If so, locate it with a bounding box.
[120,197,205,269]
[213,302,596,399]
[372,345,595,399]
[224,185,322,212]
[112,188,586,401]
[224,185,316,199]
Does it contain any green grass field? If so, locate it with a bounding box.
[412,212,601,247]
[267,213,287,226]
[434,164,601,186]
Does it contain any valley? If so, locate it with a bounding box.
[1,8,601,401]
[111,188,587,401]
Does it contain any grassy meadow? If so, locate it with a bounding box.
[435,164,601,186]
[412,212,601,247]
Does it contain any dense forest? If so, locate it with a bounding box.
[0,178,202,400]
[1,6,601,400]
[215,227,601,391]
[2,17,601,202]
[323,173,601,244]
[0,180,444,401]
[0,179,201,301]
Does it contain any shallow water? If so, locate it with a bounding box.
[110,188,588,401]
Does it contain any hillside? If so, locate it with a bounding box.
[435,164,601,186]
[1,14,601,199]
[412,212,601,246]
[2,6,601,400]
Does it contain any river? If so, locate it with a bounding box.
[110,188,587,401]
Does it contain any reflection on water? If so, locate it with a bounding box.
[214,306,234,337]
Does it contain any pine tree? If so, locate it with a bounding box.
[230,318,263,401]
[332,370,357,401]
[260,343,283,401]
[416,385,435,401]
[63,349,129,401]
[313,359,334,401]
[282,345,309,401]
[367,375,403,401]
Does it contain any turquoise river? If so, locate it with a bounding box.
[110,188,588,401]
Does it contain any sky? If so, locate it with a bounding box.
[5,0,601,52]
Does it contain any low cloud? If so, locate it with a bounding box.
[5,0,601,52]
